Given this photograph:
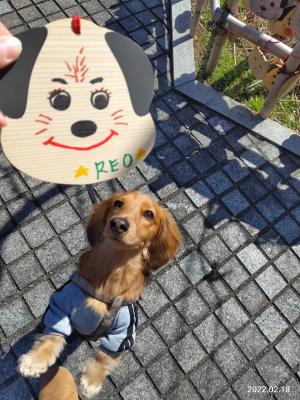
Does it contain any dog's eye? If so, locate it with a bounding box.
[114,200,123,208]
[144,210,154,220]
[91,91,109,110]
[49,89,71,111]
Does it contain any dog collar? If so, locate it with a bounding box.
[70,272,139,306]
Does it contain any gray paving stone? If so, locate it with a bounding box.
[274,182,299,209]
[153,306,188,345]
[21,217,55,250]
[0,298,33,336]
[233,368,269,400]
[81,0,104,14]
[0,231,30,264]
[46,202,80,233]
[174,134,199,156]
[255,306,288,342]
[139,281,168,317]
[0,270,17,302]
[202,201,230,229]
[223,158,250,183]
[214,339,248,380]
[121,374,160,400]
[175,230,195,259]
[0,152,13,177]
[220,258,249,290]
[6,194,41,224]
[256,350,290,386]
[237,281,269,316]
[138,154,162,180]
[275,288,300,323]
[158,117,185,139]
[182,213,211,243]
[8,254,44,289]
[256,194,285,222]
[148,352,184,394]
[190,149,216,174]
[117,168,145,191]
[0,350,17,386]
[257,164,282,190]
[237,243,267,274]
[275,215,300,244]
[190,359,227,400]
[222,189,250,216]
[275,377,300,400]
[0,378,33,400]
[208,116,234,134]
[35,237,70,272]
[0,0,13,14]
[291,205,300,224]
[215,298,249,333]
[177,107,204,129]
[190,122,218,148]
[150,174,178,199]
[23,280,54,318]
[198,278,231,309]
[179,251,212,284]
[59,338,91,376]
[171,160,197,186]
[111,351,140,387]
[235,323,268,360]
[241,148,266,169]
[208,139,234,163]
[132,326,165,366]
[171,333,205,373]
[32,184,65,210]
[156,142,182,168]
[19,4,43,21]
[219,222,249,251]
[276,330,300,368]
[0,11,23,29]
[157,264,189,300]
[206,170,233,195]
[0,173,27,202]
[293,276,300,295]
[175,289,209,325]
[201,236,231,265]
[255,266,286,299]
[60,223,88,255]
[240,175,268,203]
[257,229,284,259]
[217,389,238,400]
[50,262,76,289]
[185,180,214,208]
[240,207,267,236]
[167,380,201,400]
[92,9,112,25]
[194,314,228,353]
[37,0,60,15]
[165,192,195,220]
[0,208,14,235]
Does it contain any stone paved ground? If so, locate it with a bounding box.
[0,1,300,399]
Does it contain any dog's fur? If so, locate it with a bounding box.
[18,192,180,399]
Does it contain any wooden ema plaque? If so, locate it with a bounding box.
[0,18,155,185]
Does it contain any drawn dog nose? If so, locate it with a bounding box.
[71,120,97,137]
[110,218,129,235]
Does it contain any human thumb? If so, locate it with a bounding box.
[0,36,22,69]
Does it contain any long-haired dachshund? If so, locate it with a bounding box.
[18,192,181,399]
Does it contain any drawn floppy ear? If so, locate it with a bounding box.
[0,27,47,119]
[105,31,154,117]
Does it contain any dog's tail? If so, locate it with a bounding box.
[39,366,78,400]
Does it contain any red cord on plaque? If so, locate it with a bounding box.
[72,16,81,34]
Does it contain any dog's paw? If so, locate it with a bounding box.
[18,353,50,378]
[80,375,102,399]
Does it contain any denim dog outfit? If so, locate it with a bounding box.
[42,272,138,355]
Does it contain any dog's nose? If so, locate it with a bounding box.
[110,218,129,235]
[71,120,97,137]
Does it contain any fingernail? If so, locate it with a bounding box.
[0,36,22,64]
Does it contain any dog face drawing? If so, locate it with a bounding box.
[249,0,293,20]
[0,19,155,184]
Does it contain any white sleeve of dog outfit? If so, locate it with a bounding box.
[42,282,138,355]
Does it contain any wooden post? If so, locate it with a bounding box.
[260,42,300,118]
[205,0,239,75]
[190,0,208,37]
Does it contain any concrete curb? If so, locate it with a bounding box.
[170,0,300,157]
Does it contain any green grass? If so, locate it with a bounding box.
[194,6,300,133]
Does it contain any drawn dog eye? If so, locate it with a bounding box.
[144,210,154,220]
[49,89,71,111]
[91,90,110,110]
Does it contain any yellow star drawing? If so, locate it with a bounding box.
[135,148,146,160]
[75,165,89,178]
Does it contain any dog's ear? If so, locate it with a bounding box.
[105,31,154,117]
[0,27,47,118]
[86,198,112,246]
[147,209,181,270]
